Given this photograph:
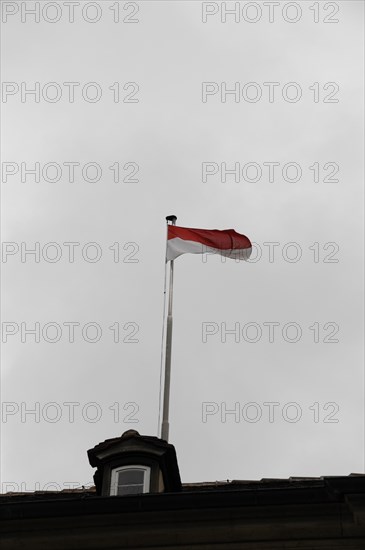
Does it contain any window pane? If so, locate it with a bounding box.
[118,469,144,485]
[117,484,144,496]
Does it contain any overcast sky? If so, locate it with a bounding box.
[1,0,364,491]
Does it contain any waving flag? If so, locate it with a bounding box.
[166,225,252,262]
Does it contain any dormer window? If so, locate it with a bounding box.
[110,465,150,496]
[88,430,181,496]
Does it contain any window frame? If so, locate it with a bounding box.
[110,465,151,496]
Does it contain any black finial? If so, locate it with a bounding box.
[166,215,177,224]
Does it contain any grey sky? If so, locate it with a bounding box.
[1,0,364,490]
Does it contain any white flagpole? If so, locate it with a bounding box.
[161,215,177,441]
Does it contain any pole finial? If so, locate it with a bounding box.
[166,215,177,225]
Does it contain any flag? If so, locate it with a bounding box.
[166,225,252,262]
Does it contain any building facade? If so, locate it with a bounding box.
[1,430,365,549]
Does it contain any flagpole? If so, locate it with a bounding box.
[161,215,177,441]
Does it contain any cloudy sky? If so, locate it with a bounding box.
[1,0,364,491]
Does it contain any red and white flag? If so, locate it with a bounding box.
[166,225,252,262]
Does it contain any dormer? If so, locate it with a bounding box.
[87,430,182,496]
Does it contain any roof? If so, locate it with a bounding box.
[87,430,177,466]
[1,474,364,499]
[2,477,365,549]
